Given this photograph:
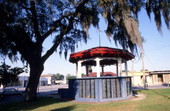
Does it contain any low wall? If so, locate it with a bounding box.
[59,76,132,102]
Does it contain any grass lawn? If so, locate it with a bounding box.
[0,88,170,111]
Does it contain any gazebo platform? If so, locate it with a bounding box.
[59,76,132,102]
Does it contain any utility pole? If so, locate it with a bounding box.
[142,52,146,89]
[131,59,134,86]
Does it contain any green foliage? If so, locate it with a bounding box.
[99,0,170,53]
[0,0,100,101]
[146,0,170,31]
[53,73,64,80]
[0,0,99,62]
[0,0,169,61]
[66,74,76,79]
[0,62,24,87]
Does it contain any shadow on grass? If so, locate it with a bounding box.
[51,105,76,111]
[0,97,75,111]
[151,90,170,100]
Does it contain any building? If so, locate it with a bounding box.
[18,76,48,87]
[149,70,170,85]
[122,70,170,86]
[41,74,67,85]
[41,74,55,85]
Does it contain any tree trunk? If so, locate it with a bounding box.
[25,62,44,102]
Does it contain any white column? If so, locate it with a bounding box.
[76,63,78,76]
[95,58,101,77]
[116,62,118,76]
[118,58,122,76]
[63,75,67,84]
[125,61,128,76]
[77,60,83,78]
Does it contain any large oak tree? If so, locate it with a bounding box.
[0,0,169,102]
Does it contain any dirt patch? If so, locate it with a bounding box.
[129,94,147,101]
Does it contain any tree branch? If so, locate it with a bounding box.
[41,17,74,63]
[41,0,89,63]
[41,34,63,63]
[40,15,70,43]
[39,0,89,44]
[30,0,41,38]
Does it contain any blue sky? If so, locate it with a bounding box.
[2,9,170,76]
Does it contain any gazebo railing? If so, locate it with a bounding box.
[79,79,95,98]
[102,78,121,99]
[64,76,132,102]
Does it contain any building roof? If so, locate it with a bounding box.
[149,70,170,74]
[41,74,53,77]
[83,72,117,77]
[69,47,134,63]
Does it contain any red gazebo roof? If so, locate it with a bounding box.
[69,47,134,63]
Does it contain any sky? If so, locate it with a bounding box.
[1,9,170,76]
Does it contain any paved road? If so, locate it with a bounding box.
[37,84,68,96]
[0,85,68,104]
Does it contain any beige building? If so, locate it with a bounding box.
[41,74,55,85]
[123,70,170,87]
[149,71,170,85]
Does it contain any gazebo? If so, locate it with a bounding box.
[59,47,135,102]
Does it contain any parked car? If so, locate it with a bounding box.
[2,88,24,96]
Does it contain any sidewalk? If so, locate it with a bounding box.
[148,84,170,89]
[133,84,170,90]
